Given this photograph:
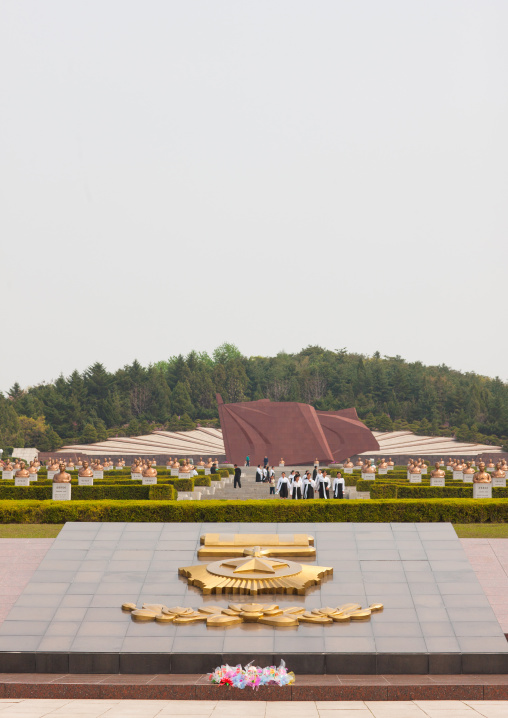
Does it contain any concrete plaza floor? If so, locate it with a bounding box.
[0,698,507,717]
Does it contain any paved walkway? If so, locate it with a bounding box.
[0,698,506,716]
[1,538,508,631]
[0,539,54,624]
[461,539,508,632]
[0,699,504,717]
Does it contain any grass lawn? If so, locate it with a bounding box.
[0,524,63,538]
[453,523,508,538]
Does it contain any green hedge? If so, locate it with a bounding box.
[368,484,508,499]
[1,498,508,523]
[0,484,176,501]
[194,476,212,487]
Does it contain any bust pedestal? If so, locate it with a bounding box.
[142,476,157,485]
[463,474,473,484]
[78,476,93,486]
[52,483,71,501]
[361,472,375,481]
[171,468,179,477]
[453,470,463,481]
[179,472,191,479]
[47,470,56,481]
[15,476,30,487]
[344,468,353,474]
[204,468,211,475]
[430,476,445,487]
[2,471,13,481]
[378,468,388,475]
[493,476,506,488]
[473,483,492,499]
[131,473,142,481]
[421,466,427,474]
[93,470,103,480]
[409,473,422,483]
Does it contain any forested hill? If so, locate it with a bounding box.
[1,344,507,452]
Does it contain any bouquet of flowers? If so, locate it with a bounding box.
[209,660,295,690]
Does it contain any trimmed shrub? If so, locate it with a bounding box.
[148,485,176,500]
[1,498,508,523]
[194,476,212,487]
[0,484,175,501]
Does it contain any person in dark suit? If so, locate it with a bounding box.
[234,464,242,489]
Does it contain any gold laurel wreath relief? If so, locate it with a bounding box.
[122,601,384,628]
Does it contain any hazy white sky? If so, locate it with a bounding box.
[1,0,507,392]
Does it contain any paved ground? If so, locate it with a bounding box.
[0,698,507,716]
[0,540,54,624]
[1,538,508,631]
[461,539,508,632]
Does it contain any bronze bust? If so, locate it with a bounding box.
[430,462,445,478]
[53,462,71,483]
[473,462,492,484]
[78,461,93,478]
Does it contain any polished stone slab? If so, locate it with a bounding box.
[0,522,506,674]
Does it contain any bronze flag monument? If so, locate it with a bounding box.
[217,394,379,465]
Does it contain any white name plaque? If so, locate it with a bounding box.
[493,476,506,488]
[487,467,494,472]
[409,474,422,483]
[421,467,427,474]
[15,476,30,486]
[344,468,353,474]
[2,471,13,481]
[78,476,93,486]
[179,472,191,479]
[171,468,179,477]
[52,483,71,501]
[47,471,56,481]
[430,476,445,487]
[378,468,388,475]
[447,465,453,471]
[361,472,375,481]
[473,483,492,499]
[131,473,142,480]
[29,474,37,482]
[463,474,474,484]
[205,468,211,475]
[93,471,103,479]
[453,471,463,481]
[387,466,394,471]
[142,476,157,485]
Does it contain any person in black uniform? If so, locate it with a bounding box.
[233,464,242,489]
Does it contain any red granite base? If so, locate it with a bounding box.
[0,674,508,700]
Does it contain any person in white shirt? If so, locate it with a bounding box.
[276,472,290,499]
[332,473,345,499]
[303,472,315,499]
[291,472,303,499]
[255,465,263,483]
[263,467,268,482]
[316,470,330,499]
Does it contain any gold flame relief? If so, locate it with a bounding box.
[121,533,383,629]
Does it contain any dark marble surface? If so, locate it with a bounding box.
[0,521,506,673]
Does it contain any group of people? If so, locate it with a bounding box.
[276,468,345,499]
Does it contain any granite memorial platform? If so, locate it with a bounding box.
[0,521,507,676]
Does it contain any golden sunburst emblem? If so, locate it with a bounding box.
[179,546,332,595]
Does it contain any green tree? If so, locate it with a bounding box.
[80,423,98,444]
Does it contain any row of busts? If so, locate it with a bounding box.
[343,458,395,472]
[131,459,158,477]
[165,456,218,470]
[1,459,40,476]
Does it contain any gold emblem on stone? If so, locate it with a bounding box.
[180,544,332,595]
[122,533,383,629]
[122,601,383,628]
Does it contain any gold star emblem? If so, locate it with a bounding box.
[221,557,289,575]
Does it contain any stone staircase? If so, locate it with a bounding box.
[177,466,369,501]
